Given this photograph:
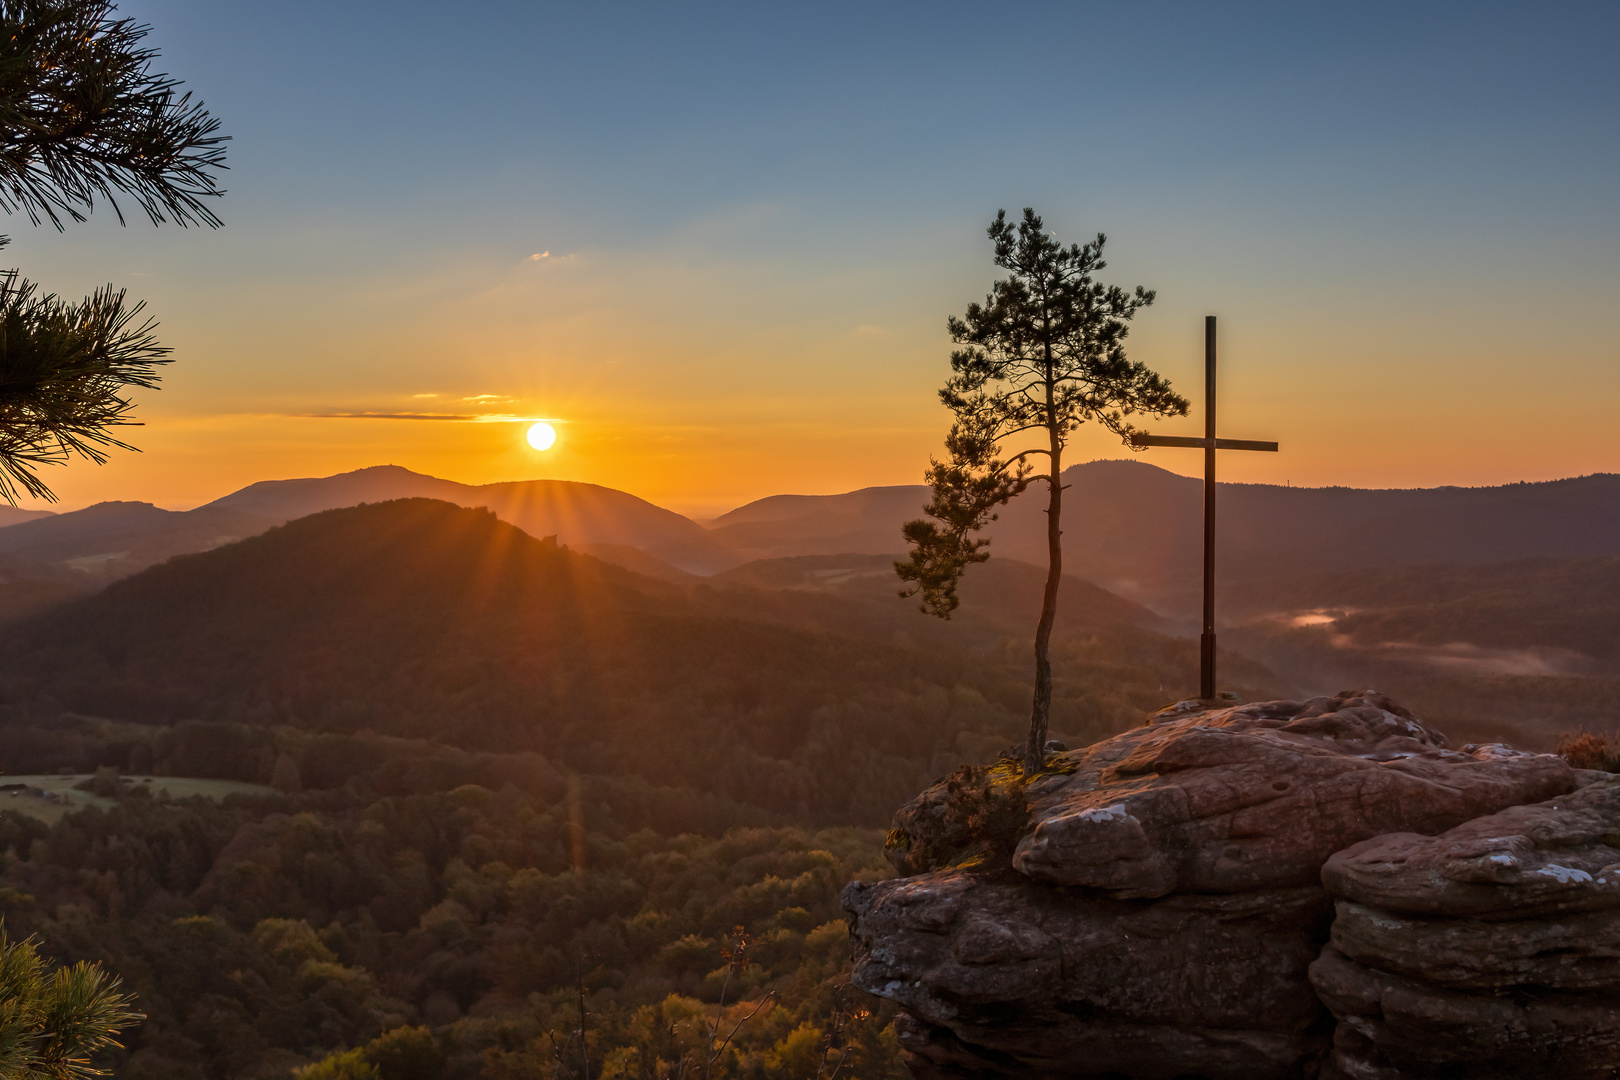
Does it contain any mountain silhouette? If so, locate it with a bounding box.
[11,460,1620,632]
[711,460,1620,614]
[0,506,53,529]
[206,464,738,573]
[708,485,931,557]
[199,464,471,519]
[0,467,736,593]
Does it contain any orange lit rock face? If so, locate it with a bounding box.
[849,692,1616,1080]
[1012,692,1577,897]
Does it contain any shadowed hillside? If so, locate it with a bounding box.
[0,499,1264,824]
[0,556,83,625]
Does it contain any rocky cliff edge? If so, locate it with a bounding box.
[844,690,1615,1079]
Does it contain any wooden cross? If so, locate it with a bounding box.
[1129,315,1278,701]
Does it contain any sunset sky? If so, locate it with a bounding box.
[8,1,1617,516]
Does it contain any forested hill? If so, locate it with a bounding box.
[0,499,1243,824]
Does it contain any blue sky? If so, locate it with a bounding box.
[10,1,1618,512]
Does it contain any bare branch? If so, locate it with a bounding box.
[711,990,776,1065]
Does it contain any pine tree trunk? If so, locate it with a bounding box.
[1026,426,1062,775]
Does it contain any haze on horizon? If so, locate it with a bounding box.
[6,0,1616,516]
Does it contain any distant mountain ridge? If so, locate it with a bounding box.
[206,464,736,573]
[0,467,739,601]
[707,485,927,558]
[200,465,471,520]
[5,461,1620,622]
[710,461,1620,613]
[0,506,52,529]
[0,501,269,567]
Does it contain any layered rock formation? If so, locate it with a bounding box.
[1314,776,1620,1079]
[846,872,1332,1079]
[845,691,1614,1078]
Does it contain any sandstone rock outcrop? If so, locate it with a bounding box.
[847,691,1603,1078]
[1010,692,1575,898]
[843,872,1332,1079]
[1312,775,1620,1079]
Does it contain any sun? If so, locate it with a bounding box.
[525,422,557,451]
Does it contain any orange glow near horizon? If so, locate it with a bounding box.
[16,385,1620,522]
[5,231,1618,519]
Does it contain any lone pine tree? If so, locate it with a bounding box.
[898,208,1187,774]
[0,0,227,501]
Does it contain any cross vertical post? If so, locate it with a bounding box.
[1201,315,1217,700]
[1129,315,1278,702]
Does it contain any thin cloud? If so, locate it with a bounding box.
[301,411,479,421]
[298,410,559,424]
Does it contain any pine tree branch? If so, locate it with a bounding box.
[0,271,170,502]
[0,0,228,230]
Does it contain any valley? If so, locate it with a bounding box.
[5,461,1616,751]
[0,464,1616,1077]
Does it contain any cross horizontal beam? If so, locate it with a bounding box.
[1129,434,1278,453]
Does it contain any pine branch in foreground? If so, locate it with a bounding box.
[0,270,169,501]
[0,0,228,230]
[0,926,142,1079]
